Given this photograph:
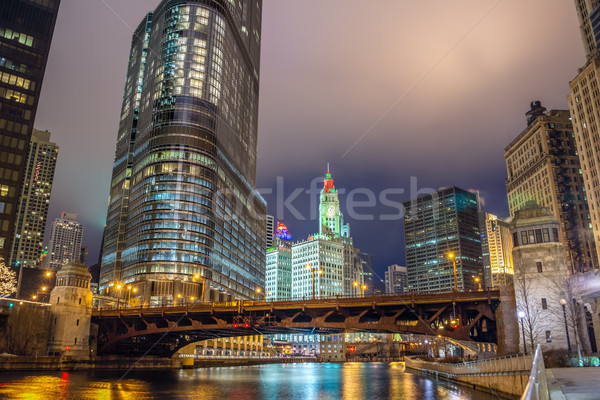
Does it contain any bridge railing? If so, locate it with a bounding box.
[520,344,549,400]
[92,290,499,311]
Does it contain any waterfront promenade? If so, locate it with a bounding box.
[548,368,600,400]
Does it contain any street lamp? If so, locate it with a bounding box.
[473,276,482,292]
[518,310,527,355]
[448,253,458,291]
[361,284,367,297]
[353,281,359,297]
[256,287,266,300]
[306,265,323,300]
[560,299,572,357]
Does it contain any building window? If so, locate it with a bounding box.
[543,229,550,242]
[542,298,547,309]
[535,229,543,244]
[553,228,559,241]
[74,338,77,345]
[521,231,528,245]
[546,331,552,343]
[537,262,543,273]
[76,319,79,326]
[513,232,519,246]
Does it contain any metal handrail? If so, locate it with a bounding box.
[520,344,549,400]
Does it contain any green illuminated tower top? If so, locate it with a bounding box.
[319,164,349,237]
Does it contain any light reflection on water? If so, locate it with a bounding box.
[0,363,498,400]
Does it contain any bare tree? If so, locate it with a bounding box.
[513,271,545,351]
[548,275,587,356]
[0,257,16,295]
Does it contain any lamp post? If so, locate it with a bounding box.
[116,284,122,309]
[473,276,482,292]
[306,265,323,300]
[256,287,266,300]
[353,281,358,297]
[560,299,572,357]
[518,311,527,355]
[360,284,367,297]
[448,253,458,291]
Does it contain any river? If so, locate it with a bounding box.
[0,362,500,399]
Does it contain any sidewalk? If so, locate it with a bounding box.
[548,368,600,400]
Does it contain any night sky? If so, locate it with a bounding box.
[34,1,586,280]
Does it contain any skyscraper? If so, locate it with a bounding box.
[291,167,362,299]
[384,264,407,294]
[266,215,274,248]
[99,1,266,303]
[48,212,83,270]
[0,0,61,261]
[478,212,513,288]
[9,128,58,268]
[504,102,597,272]
[265,222,292,300]
[403,186,483,292]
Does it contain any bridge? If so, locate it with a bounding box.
[93,288,519,356]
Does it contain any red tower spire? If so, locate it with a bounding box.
[324,163,335,193]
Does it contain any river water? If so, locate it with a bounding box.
[0,363,500,399]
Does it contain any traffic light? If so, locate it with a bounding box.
[233,323,239,329]
[243,323,250,329]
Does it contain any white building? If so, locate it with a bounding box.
[385,264,408,294]
[48,212,83,270]
[9,129,58,268]
[511,202,572,354]
[266,237,292,301]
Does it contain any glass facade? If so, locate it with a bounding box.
[100,0,266,303]
[403,187,483,292]
[0,0,60,262]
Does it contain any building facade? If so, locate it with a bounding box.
[48,212,83,270]
[403,186,483,292]
[510,202,573,353]
[0,0,60,261]
[478,212,514,288]
[575,0,600,59]
[9,128,58,268]
[99,0,266,304]
[384,264,408,294]
[266,214,274,248]
[504,102,597,273]
[265,222,292,301]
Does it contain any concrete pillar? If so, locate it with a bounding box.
[496,285,520,355]
[593,298,600,354]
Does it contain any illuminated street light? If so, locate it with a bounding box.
[448,253,458,291]
[305,265,323,300]
[518,310,527,355]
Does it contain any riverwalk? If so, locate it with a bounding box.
[548,368,600,400]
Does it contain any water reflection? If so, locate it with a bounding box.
[0,363,497,400]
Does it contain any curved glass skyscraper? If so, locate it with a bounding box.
[100,0,266,304]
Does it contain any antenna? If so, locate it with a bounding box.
[327,162,330,173]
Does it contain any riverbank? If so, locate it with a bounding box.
[0,356,317,371]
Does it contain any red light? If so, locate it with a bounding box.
[233,323,239,329]
[244,323,250,328]
[453,324,459,330]
[62,372,69,381]
[65,346,69,351]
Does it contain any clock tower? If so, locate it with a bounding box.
[320,164,343,236]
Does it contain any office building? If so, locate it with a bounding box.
[291,167,362,299]
[510,202,572,353]
[9,128,58,268]
[384,264,408,294]
[478,212,514,288]
[504,102,597,272]
[265,222,292,300]
[403,186,483,292]
[0,0,61,261]
[266,215,274,248]
[99,0,266,303]
[48,212,83,270]
[79,245,88,266]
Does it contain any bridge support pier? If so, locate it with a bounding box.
[496,285,519,356]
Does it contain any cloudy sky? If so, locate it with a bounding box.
[35,0,586,279]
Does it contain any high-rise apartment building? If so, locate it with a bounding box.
[403,186,483,292]
[48,212,83,270]
[0,0,60,261]
[478,212,514,288]
[384,264,408,294]
[9,128,58,268]
[505,102,597,272]
[99,1,266,303]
